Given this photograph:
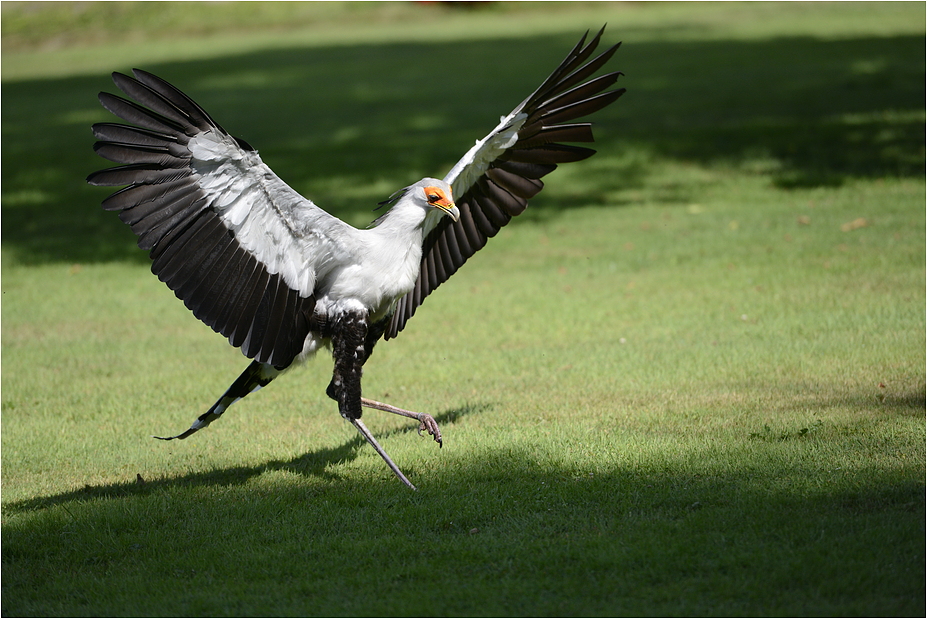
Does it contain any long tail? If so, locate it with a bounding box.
[154,360,281,440]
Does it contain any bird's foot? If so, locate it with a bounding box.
[415,413,443,447]
[360,397,442,447]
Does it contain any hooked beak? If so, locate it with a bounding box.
[435,200,459,222]
[424,185,459,222]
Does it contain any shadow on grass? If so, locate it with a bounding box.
[1,403,484,515]
[2,426,923,616]
[6,389,924,518]
[2,32,924,265]
[2,380,924,614]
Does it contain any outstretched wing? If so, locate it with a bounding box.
[87,70,351,367]
[384,27,624,339]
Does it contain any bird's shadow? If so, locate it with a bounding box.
[3,404,486,515]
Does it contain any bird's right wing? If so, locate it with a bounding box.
[384,27,624,339]
[87,70,353,367]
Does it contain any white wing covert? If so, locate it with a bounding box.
[87,69,348,368]
[385,27,625,339]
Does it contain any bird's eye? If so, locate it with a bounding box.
[427,194,441,203]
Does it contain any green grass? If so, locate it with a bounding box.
[2,1,924,616]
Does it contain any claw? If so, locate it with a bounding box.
[416,413,443,447]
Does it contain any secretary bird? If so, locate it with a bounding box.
[87,28,625,489]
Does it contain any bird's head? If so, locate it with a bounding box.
[373,178,459,232]
[416,178,459,223]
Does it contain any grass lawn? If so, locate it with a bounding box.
[2,1,924,616]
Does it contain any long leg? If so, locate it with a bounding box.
[154,360,280,440]
[350,418,416,490]
[338,317,443,446]
[329,310,417,490]
[361,398,442,447]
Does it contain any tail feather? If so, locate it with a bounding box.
[154,360,281,440]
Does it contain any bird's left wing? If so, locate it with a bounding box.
[384,27,624,339]
[88,70,355,367]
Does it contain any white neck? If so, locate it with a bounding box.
[317,195,432,319]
